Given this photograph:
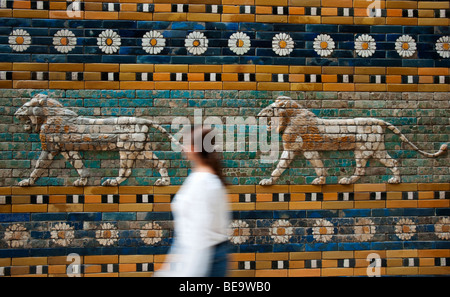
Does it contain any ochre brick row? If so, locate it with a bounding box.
[1,63,449,92]
[1,0,449,25]
[1,183,449,213]
[1,250,449,277]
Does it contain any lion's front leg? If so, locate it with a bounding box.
[260,150,295,186]
[18,151,58,187]
[60,151,89,187]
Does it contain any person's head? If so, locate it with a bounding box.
[183,126,226,185]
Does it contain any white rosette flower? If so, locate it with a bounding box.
[185,31,208,55]
[313,34,335,57]
[228,32,251,56]
[97,29,121,54]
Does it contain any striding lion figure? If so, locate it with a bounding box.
[257,96,448,186]
[14,93,180,187]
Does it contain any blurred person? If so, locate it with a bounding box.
[155,126,231,277]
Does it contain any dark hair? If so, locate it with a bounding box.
[189,126,226,185]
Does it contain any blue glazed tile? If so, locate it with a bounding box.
[239,244,273,253]
[305,242,338,251]
[102,212,136,221]
[68,212,102,221]
[103,20,137,29]
[30,248,67,257]
[306,209,339,218]
[31,213,68,221]
[0,213,30,222]
[205,22,239,31]
[0,54,31,62]
[403,208,435,216]
[436,208,450,216]
[102,55,136,63]
[370,241,403,250]
[371,25,402,34]
[137,21,171,30]
[139,212,172,221]
[0,249,30,258]
[67,54,101,63]
[239,211,274,220]
[274,243,304,252]
[338,242,371,251]
[136,55,171,64]
[306,24,339,33]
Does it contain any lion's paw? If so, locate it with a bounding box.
[102,179,119,187]
[388,176,400,184]
[259,178,273,186]
[18,178,33,187]
[73,178,87,187]
[338,177,352,185]
[312,177,326,185]
[155,178,170,186]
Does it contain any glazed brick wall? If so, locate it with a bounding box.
[0,0,449,277]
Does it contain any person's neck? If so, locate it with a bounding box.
[192,164,215,174]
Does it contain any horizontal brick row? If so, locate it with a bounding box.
[1,250,449,277]
[0,184,449,213]
[1,64,450,91]
[1,1,449,25]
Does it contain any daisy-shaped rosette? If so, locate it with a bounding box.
[312,219,335,243]
[436,36,450,59]
[354,218,376,242]
[97,29,121,54]
[4,223,30,248]
[395,35,416,58]
[355,34,376,58]
[435,217,450,240]
[313,34,335,57]
[95,222,119,246]
[272,33,294,56]
[9,29,31,52]
[142,30,166,55]
[50,222,75,247]
[140,222,163,245]
[185,31,208,56]
[228,220,251,245]
[228,32,251,56]
[270,219,293,244]
[394,218,416,240]
[53,29,77,54]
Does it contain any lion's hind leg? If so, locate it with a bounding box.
[303,151,327,185]
[339,150,372,185]
[141,151,170,186]
[373,149,400,184]
[102,151,139,186]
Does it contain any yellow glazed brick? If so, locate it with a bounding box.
[290,185,322,192]
[289,201,322,209]
[418,200,450,208]
[255,269,287,277]
[119,203,154,212]
[85,255,119,264]
[289,268,321,277]
[12,257,47,266]
[290,252,321,260]
[418,250,450,258]
[12,204,47,213]
[48,204,84,213]
[386,249,418,258]
[323,251,354,259]
[419,267,450,275]
[354,201,386,208]
[386,267,418,275]
[386,200,417,208]
[255,202,288,210]
[230,203,255,211]
[83,204,119,212]
[322,268,353,276]
[322,201,354,209]
[230,253,256,262]
[11,187,48,195]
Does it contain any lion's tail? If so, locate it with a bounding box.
[139,119,182,150]
[381,120,448,158]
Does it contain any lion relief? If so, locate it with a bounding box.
[257,96,448,185]
[14,93,180,187]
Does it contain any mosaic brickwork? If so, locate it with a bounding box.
[0,184,449,276]
[0,0,449,277]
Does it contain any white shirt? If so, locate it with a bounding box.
[156,171,230,277]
